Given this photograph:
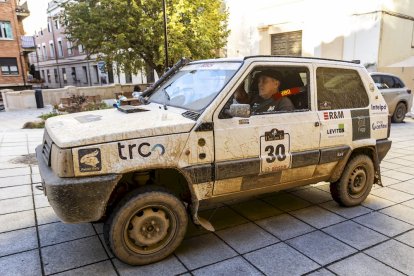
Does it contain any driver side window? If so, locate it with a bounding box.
[219,66,310,118]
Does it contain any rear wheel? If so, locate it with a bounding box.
[330,154,374,206]
[392,102,407,123]
[104,187,188,265]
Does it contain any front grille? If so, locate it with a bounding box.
[42,131,52,166]
[182,111,200,121]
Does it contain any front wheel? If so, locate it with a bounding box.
[104,187,188,265]
[392,102,407,123]
[330,154,374,207]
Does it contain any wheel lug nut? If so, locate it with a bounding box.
[156,227,160,232]
[147,234,152,238]
[142,227,146,231]
[151,220,155,225]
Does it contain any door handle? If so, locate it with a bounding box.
[314,122,320,127]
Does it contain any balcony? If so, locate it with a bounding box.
[16,1,30,19]
[21,36,36,52]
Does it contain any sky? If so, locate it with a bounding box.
[23,0,50,35]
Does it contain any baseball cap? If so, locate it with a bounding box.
[256,69,283,81]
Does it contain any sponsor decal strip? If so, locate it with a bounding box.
[323,111,345,120]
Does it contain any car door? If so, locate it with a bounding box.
[212,63,321,197]
[373,75,399,112]
[316,66,371,176]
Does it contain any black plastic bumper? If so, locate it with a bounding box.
[36,145,122,223]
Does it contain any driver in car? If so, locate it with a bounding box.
[251,70,294,113]
[228,70,295,116]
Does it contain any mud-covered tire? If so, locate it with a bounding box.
[103,187,188,265]
[330,155,374,207]
[392,102,407,123]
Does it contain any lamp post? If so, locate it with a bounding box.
[162,0,169,69]
[49,16,63,88]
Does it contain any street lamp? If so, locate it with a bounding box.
[49,15,63,88]
[162,0,169,70]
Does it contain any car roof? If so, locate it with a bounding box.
[190,56,363,67]
[370,72,401,78]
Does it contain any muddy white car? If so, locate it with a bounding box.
[37,56,391,265]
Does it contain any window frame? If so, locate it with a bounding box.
[0,21,13,40]
[49,41,55,58]
[67,41,73,56]
[0,58,19,75]
[219,64,312,118]
[57,39,64,57]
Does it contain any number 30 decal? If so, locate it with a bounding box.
[264,144,286,163]
[260,133,291,173]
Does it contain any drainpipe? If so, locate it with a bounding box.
[19,52,27,88]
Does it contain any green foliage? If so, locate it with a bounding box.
[61,0,229,76]
[22,121,45,129]
[38,112,60,121]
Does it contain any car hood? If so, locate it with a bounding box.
[45,105,196,148]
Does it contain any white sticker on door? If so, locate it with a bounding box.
[260,129,291,173]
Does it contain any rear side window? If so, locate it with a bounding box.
[372,74,405,89]
[393,77,405,88]
[382,75,395,88]
[317,67,369,110]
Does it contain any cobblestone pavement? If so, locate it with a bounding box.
[1,109,414,275]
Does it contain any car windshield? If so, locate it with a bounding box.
[149,62,241,111]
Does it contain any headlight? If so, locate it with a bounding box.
[51,144,74,177]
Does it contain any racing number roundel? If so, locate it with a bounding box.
[260,129,291,173]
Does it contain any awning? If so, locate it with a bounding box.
[387,56,414,67]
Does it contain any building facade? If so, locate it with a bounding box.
[29,0,114,89]
[225,0,414,90]
[0,0,35,90]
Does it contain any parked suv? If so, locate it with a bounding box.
[370,72,412,123]
[37,56,391,265]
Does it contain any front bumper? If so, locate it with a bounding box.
[36,145,122,223]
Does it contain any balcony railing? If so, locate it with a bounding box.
[21,36,36,52]
[16,1,30,19]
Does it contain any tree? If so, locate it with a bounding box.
[61,0,229,77]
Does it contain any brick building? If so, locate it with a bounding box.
[0,0,35,90]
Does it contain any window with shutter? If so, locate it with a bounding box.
[271,31,302,56]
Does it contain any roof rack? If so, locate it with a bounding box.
[244,55,361,64]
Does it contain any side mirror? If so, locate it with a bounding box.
[229,103,250,118]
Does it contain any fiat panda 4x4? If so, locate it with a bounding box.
[36,56,392,265]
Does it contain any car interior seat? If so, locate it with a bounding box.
[280,71,308,110]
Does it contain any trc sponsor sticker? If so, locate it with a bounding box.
[118,142,165,160]
[78,148,102,172]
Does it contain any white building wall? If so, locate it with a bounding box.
[225,0,400,68]
[113,70,148,85]
[342,13,382,71]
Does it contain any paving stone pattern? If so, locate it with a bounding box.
[2,109,414,275]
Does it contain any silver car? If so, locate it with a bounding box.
[371,72,413,123]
